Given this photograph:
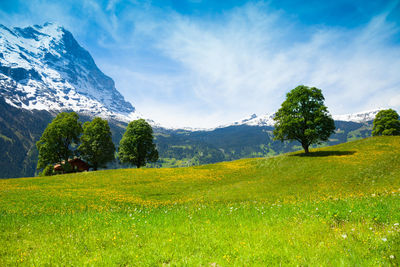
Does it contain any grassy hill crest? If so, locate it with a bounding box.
[3,136,399,205]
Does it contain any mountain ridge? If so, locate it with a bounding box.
[169,109,382,132]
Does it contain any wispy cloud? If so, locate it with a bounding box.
[150,3,400,123]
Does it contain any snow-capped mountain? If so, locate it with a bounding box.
[166,109,382,132]
[217,113,275,129]
[210,109,383,130]
[0,23,139,121]
[332,109,382,123]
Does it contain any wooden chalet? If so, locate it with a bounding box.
[54,158,89,172]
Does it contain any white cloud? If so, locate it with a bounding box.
[389,94,400,107]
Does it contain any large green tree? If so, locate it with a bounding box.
[36,112,82,173]
[118,119,158,168]
[273,85,335,153]
[78,117,115,170]
[372,109,400,136]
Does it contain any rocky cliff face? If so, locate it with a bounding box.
[0,22,136,121]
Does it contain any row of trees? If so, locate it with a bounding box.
[272,85,400,154]
[36,113,158,175]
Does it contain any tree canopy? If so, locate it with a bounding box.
[273,85,335,153]
[118,119,158,168]
[372,109,400,136]
[36,112,82,173]
[78,117,115,170]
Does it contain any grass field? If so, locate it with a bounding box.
[1,136,400,266]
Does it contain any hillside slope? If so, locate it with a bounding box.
[0,137,399,265]
[0,97,53,178]
[1,136,399,205]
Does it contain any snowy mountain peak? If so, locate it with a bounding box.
[332,109,383,123]
[222,113,275,128]
[214,109,383,130]
[0,23,137,122]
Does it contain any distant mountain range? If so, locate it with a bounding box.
[0,23,384,178]
[181,109,382,131]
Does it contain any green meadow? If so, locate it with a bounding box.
[1,136,399,266]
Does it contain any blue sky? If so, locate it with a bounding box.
[1,0,400,128]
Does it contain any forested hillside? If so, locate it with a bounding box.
[0,98,53,178]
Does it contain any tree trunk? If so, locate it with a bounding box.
[302,143,309,154]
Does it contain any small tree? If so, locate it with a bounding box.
[273,85,335,153]
[40,165,54,176]
[372,109,400,136]
[118,119,158,168]
[36,112,82,173]
[78,117,115,170]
